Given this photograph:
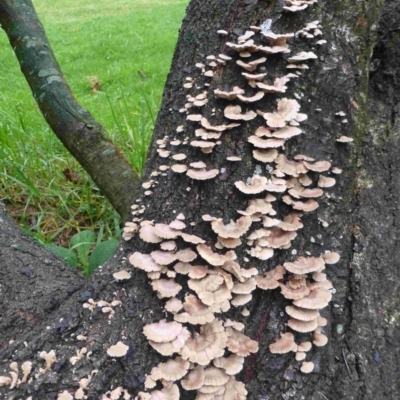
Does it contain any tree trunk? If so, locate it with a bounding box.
[1,0,399,399]
[0,0,139,221]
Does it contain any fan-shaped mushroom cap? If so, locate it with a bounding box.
[253,148,279,163]
[157,149,171,158]
[284,256,325,274]
[304,160,331,172]
[172,153,187,161]
[181,320,228,365]
[151,357,190,382]
[213,355,244,375]
[208,377,246,400]
[300,361,314,373]
[173,261,192,275]
[285,305,320,321]
[154,224,181,239]
[235,175,268,194]
[218,236,242,249]
[190,141,216,154]
[288,51,318,63]
[248,136,286,148]
[237,91,265,103]
[139,225,163,243]
[337,135,353,143]
[189,274,224,294]
[261,228,297,248]
[195,129,222,140]
[211,216,252,239]
[187,114,203,121]
[176,248,197,262]
[214,87,244,100]
[171,164,188,173]
[107,341,129,357]
[177,233,202,246]
[129,252,163,272]
[298,341,312,352]
[271,126,302,139]
[160,240,177,251]
[147,382,180,400]
[112,269,132,282]
[224,105,257,121]
[290,187,323,199]
[197,244,236,266]
[312,272,327,282]
[296,351,307,361]
[278,212,303,231]
[307,280,333,291]
[280,283,311,300]
[313,333,329,346]
[202,367,230,387]
[187,168,219,180]
[232,278,257,295]
[288,318,319,333]
[318,175,336,188]
[263,112,286,128]
[289,198,320,212]
[201,117,241,132]
[259,44,291,54]
[149,326,190,356]
[199,283,232,307]
[181,366,205,390]
[231,293,252,306]
[226,39,258,52]
[143,320,183,343]
[175,307,215,325]
[269,332,297,354]
[276,154,308,176]
[254,126,272,137]
[246,199,274,216]
[226,327,259,356]
[165,298,183,314]
[220,260,245,282]
[317,316,328,327]
[151,279,182,298]
[277,98,301,121]
[250,247,274,260]
[293,288,332,310]
[322,251,340,264]
[151,250,177,266]
[332,167,343,174]
[188,265,209,279]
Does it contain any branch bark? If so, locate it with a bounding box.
[0,0,139,221]
[1,0,400,399]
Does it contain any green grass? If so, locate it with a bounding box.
[0,0,188,251]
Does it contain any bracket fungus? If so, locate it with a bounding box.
[118,7,340,399]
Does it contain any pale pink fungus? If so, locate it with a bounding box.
[186,168,219,180]
[107,341,129,357]
[235,175,268,194]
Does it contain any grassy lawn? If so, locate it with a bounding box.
[0,0,188,252]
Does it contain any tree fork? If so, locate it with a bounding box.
[0,0,139,221]
[1,0,400,399]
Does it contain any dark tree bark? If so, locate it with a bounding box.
[1,0,399,399]
[0,0,139,221]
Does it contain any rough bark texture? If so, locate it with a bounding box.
[0,0,139,221]
[1,0,399,399]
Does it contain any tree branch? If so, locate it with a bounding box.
[0,0,139,221]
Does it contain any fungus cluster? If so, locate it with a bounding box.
[1,1,351,399]
[82,298,122,320]
[117,3,349,398]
